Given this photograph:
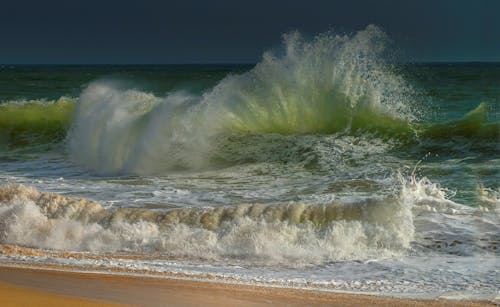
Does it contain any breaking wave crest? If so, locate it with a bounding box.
[1,26,497,175]
[0,181,417,265]
[1,175,497,265]
[65,26,498,175]
[67,25,418,174]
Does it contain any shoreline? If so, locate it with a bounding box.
[0,264,495,306]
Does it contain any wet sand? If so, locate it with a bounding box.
[0,280,125,306]
[0,265,495,306]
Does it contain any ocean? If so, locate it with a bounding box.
[0,26,498,299]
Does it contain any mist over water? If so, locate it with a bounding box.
[0,25,498,298]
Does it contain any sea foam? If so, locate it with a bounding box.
[0,181,417,265]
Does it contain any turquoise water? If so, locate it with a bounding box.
[0,27,498,298]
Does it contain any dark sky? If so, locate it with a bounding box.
[1,0,498,64]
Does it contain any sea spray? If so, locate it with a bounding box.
[67,25,418,175]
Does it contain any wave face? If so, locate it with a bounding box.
[421,102,499,140]
[67,26,419,174]
[0,98,76,148]
[0,182,414,264]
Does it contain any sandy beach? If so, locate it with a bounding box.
[0,265,495,306]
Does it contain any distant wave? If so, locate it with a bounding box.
[421,102,499,139]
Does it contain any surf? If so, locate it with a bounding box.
[0,181,414,264]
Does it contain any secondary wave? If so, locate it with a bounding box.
[0,181,415,265]
[421,102,499,139]
[1,176,496,265]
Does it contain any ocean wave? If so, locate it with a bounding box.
[420,102,499,140]
[65,26,497,175]
[67,26,418,174]
[0,181,415,265]
[0,26,497,175]
[1,171,498,265]
[0,97,76,148]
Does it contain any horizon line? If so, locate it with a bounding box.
[1,60,500,66]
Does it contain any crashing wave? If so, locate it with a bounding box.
[0,182,415,265]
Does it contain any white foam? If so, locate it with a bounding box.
[0,183,415,265]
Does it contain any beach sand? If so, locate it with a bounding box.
[0,280,125,307]
[0,265,495,306]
